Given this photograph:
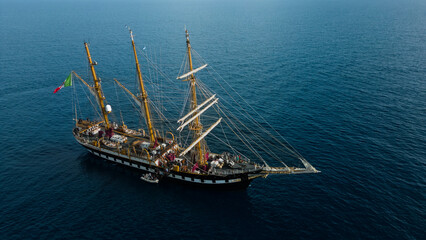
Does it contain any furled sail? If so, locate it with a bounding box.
[176,64,208,80]
[114,78,143,109]
[179,118,222,156]
[177,98,218,132]
[178,94,216,123]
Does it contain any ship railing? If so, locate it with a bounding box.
[211,168,250,176]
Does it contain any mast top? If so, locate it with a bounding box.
[126,26,135,41]
[185,29,191,48]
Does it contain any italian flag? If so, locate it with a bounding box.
[53,73,72,93]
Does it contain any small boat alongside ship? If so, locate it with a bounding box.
[66,28,319,189]
[140,173,159,184]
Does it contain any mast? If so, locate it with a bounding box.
[84,42,110,129]
[185,29,204,164]
[129,29,156,143]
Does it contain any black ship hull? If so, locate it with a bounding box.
[76,139,262,189]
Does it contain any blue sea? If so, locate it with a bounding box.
[0,0,425,239]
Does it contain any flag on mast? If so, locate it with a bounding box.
[53,73,72,93]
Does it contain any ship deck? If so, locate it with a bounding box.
[74,120,262,178]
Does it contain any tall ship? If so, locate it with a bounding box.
[66,29,319,188]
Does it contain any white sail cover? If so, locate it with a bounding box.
[176,64,208,80]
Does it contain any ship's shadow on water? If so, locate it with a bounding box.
[76,152,267,238]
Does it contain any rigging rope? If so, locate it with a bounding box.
[189,50,301,166]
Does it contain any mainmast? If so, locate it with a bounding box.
[129,29,156,143]
[84,42,110,129]
[185,30,204,164]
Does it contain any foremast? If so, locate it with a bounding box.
[129,29,156,143]
[84,42,110,129]
[185,30,205,165]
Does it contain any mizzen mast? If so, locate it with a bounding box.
[84,42,110,129]
[129,29,156,143]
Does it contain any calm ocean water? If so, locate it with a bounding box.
[0,0,425,239]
